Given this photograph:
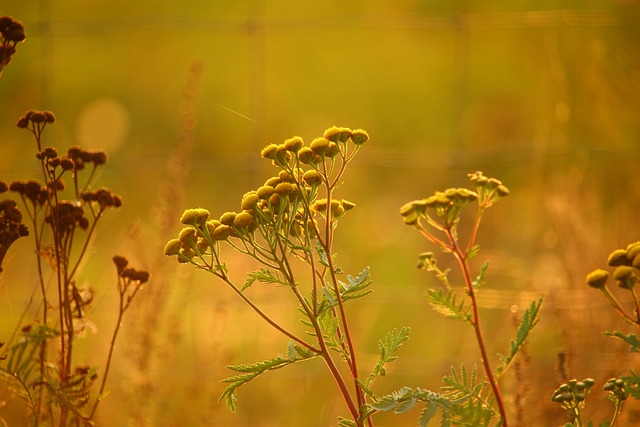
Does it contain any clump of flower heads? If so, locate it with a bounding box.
[585,241,640,326]
[551,378,596,421]
[165,126,367,269]
[164,127,374,424]
[0,187,29,272]
[552,377,631,426]
[400,171,509,249]
[0,15,26,75]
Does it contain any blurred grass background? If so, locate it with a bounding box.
[1,1,640,426]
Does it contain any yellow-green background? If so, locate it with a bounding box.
[1,1,639,425]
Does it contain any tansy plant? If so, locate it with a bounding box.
[397,172,543,427]
[0,108,149,426]
[165,127,417,427]
[553,242,640,427]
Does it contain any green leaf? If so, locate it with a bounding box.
[365,327,411,389]
[604,331,640,352]
[496,297,543,377]
[622,370,640,399]
[369,387,454,426]
[441,365,485,402]
[242,268,291,291]
[219,343,318,411]
[425,288,472,324]
[337,417,357,427]
[472,261,489,291]
[419,401,438,427]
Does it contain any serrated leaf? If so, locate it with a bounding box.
[425,288,471,324]
[419,401,438,427]
[496,297,543,377]
[472,261,489,291]
[287,340,296,361]
[242,268,291,291]
[441,365,485,402]
[604,331,640,352]
[366,327,411,389]
[369,386,454,426]
[219,344,318,411]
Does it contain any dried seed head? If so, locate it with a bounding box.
[112,255,129,274]
[43,146,58,159]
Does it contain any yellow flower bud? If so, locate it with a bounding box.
[219,211,237,226]
[233,210,254,228]
[608,249,629,267]
[261,144,278,159]
[180,208,210,226]
[164,238,181,256]
[283,136,304,152]
[351,129,369,145]
[310,137,330,155]
[178,227,197,247]
[212,224,232,240]
[586,269,609,289]
[241,191,260,210]
[275,182,296,195]
[257,185,275,199]
[303,170,322,186]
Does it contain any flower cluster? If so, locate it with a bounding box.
[165,127,366,268]
[0,16,25,73]
[400,171,509,231]
[585,242,640,328]
[0,193,29,272]
[586,242,640,291]
[551,378,596,408]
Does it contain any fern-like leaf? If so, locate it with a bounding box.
[425,288,472,324]
[496,297,543,377]
[365,327,411,391]
[368,387,454,426]
[219,342,317,411]
[242,268,291,291]
[604,331,640,353]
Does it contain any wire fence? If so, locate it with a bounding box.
[27,9,640,37]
